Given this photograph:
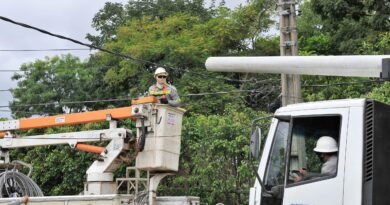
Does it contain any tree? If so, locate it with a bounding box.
[98,9,274,114]
[86,0,279,115]
[301,76,383,102]
[87,0,212,46]
[368,82,390,104]
[304,0,390,54]
[9,1,278,201]
[297,0,389,102]
[86,2,126,46]
[10,55,93,117]
[160,105,271,205]
[125,0,212,21]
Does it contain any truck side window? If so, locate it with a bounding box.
[287,116,341,185]
[264,121,290,190]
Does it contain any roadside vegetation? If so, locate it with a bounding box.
[6,0,390,204]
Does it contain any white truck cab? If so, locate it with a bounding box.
[250,98,390,205]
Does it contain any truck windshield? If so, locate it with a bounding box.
[264,120,290,189]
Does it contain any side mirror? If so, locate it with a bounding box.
[250,126,262,159]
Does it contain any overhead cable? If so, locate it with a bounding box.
[302,79,384,87]
[0,48,90,52]
[0,16,281,84]
[0,16,157,66]
[0,15,279,84]
[0,97,131,108]
[184,89,264,96]
[0,78,384,109]
[186,69,280,83]
[0,89,268,109]
[0,70,22,72]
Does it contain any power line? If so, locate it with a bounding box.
[1,78,385,109]
[0,135,181,140]
[0,89,270,109]
[0,15,280,85]
[0,65,113,73]
[184,69,281,83]
[0,97,131,108]
[184,90,263,96]
[0,16,280,85]
[302,79,384,87]
[0,16,158,66]
[0,48,90,52]
[0,70,22,72]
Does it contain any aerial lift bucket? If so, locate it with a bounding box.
[130,101,186,172]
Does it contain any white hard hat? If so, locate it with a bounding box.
[154,67,168,76]
[313,136,338,153]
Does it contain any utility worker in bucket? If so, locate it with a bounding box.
[149,67,181,107]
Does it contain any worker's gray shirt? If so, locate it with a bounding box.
[8,199,23,205]
[148,84,181,107]
[302,155,338,181]
[321,155,337,175]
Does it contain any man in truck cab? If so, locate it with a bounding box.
[149,67,181,107]
[294,136,338,182]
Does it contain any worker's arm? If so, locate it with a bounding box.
[167,86,181,107]
[7,196,28,205]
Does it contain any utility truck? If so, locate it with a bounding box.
[0,96,199,205]
[206,55,390,205]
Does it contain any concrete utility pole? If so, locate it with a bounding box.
[278,0,301,105]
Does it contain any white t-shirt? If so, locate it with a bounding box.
[321,155,337,175]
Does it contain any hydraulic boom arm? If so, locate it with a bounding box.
[0,96,157,135]
[0,106,132,131]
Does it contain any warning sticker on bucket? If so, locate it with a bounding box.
[167,113,176,125]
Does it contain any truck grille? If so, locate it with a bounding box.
[364,101,374,182]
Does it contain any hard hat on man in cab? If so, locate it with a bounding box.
[154,67,168,77]
[313,136,338,153]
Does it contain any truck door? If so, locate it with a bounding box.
[283,109,349,205]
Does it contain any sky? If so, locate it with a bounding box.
[0,0,247,119]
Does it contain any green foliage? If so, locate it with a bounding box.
[301,76,383,101]
[87,0,212,46]
[298,0,390,102]
[7,0,282,202]
[8,120,136,196]
[368,82,390,104]
[302,0,390,54]
[98,8,277,114]
[20,145,93,195]
[10,54,133,118]
[252,36,279,56]
[86,2,126,46]
[125,0,212,21]
[357,32,390,54]
[11,55,90,117]
[160,105,271,205]
[299,34,332,55]
[297,1,334,55]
